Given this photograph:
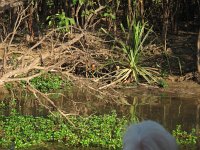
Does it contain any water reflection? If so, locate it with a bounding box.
[125,94,200,132]
[124,91,200,149]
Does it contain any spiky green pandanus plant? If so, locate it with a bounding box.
[117,20,160,84]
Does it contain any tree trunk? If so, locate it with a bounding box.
[170,0,179,34]
[27,1,34,42]
[138,0,144,24]
[197,29,200,73]
[38,0,48,22]
[162,0,170,51]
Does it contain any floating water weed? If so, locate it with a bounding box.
[172,125,198,149]
[0,111,127,149]
[0,109,197,149]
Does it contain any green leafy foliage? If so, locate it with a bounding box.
[47,12,75,32]
[103,8,116,20]
[157,79,168,88]
[72,0,86,5]
[30,73,71,93]
[4,83,13,90]
[172,125,198,148]
[72,0,78,5]
[0,111,127,149]
[0,108,198,149]
[46,0,54,8]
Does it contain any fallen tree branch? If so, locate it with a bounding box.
[27,83,75,126]
[0,32,84,85]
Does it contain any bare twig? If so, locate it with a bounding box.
[27,84,75,126]
[84,6,106,30]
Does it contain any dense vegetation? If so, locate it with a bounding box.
[0,0,199,86]
[0,108,198,149]
[0,0,199,149]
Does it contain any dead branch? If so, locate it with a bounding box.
[84,6,106,30]
[27,83,75,126]
[0,32,84,85]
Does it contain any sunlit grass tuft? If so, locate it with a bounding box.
[116,20,161,84]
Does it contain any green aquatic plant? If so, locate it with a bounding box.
[1,107,197,150]
[172,125,198,149]
[0,111,127,149]
[30,73,72,93]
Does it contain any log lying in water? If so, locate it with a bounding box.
[0,0,25,13]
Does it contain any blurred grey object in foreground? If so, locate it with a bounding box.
[123,120,178,150]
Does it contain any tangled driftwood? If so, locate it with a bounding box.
[0,0,25,13]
